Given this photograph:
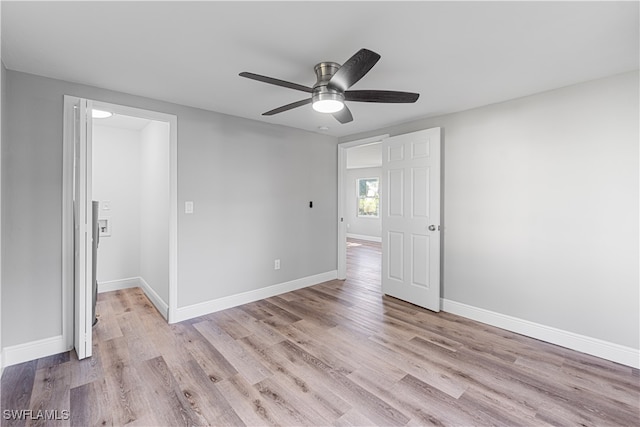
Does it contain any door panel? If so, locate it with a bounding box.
[388,169,404,217]
[71,97,93,359]
[381,128,441,311]
[388,231,404,281]
[411,234,429,287]
[412,168,429,217]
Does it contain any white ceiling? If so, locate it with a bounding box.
[2,1,638,138]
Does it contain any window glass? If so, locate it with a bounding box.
[357,177,379,217]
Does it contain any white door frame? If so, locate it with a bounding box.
[62,97,179,353]
[337,134,389,279]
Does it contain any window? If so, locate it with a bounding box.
[357,177,380,217]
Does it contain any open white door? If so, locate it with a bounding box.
[381,128,441,311]
[71,97,94,359]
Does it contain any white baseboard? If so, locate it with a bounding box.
[442,299,640,369]
[347,233,382,243]
[172,270,338,324]
[2,335,69,368]
[139,277,169,320]
[98,277,140,293]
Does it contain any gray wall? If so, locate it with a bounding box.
[342,71,639,349]
[2,70,337,347]
[93,124,143,282]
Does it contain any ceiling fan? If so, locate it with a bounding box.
[239,48,419,124]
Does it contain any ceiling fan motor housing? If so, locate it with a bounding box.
[312,62,345,105]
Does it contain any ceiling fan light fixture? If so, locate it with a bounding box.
[313,99,344,113]
[312,91,344,113]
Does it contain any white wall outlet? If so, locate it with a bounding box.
[274,259,280,270]
[185,201,194,214]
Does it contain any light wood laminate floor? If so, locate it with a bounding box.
[2,239,639,426]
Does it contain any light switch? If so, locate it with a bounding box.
[185,201,194,214]
[102,200,111,211]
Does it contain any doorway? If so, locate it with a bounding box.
[339,138,385,290]
[62,97,178,359]
[337,128,442,312]
[338,135,388,279]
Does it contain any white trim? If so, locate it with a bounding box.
[168,114,178,324]
[340,134,390,149]
[442,299,640,369]
[2,335,69,368]
[139,277,169,320]
[347,233,382,243]
[62,95,76,350]
[98,277,140,293]
[337,146,347,279]
[172,270,338,323]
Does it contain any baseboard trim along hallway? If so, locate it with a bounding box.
[172,270,338,323]
[2,335,67,368]
[442,298,640,368]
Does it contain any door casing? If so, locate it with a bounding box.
[62,97,179,357]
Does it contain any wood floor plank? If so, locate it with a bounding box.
[94,297,123,342]
[280,320,358,375]
[165,355,245,426]
[134,355,202,426]
[221,307,287,346]
[69,379,112,427]
[99,336,147,425]
[116,311,162,363]
[27,363,71,427]
[1,360,38,426]
[240,334,352,421]
[215,374,280,426]
[208,310,253,340]
[277,339,410,426]
[333,408,378,427]
[170,322,239,384]
[254,376,330,426]
[193,319,273,384]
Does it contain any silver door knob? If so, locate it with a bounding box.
[428,225,437,231]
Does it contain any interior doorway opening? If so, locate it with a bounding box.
[63,97,178,359]
[338,128,442,313]
[337,135,388,280]
[92,111,170,319]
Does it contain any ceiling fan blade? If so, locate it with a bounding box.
[262,98,312,116]
[345,90,420,103]
[327,49,381,92]
[239,72,313,93]
[332,105,353,124]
